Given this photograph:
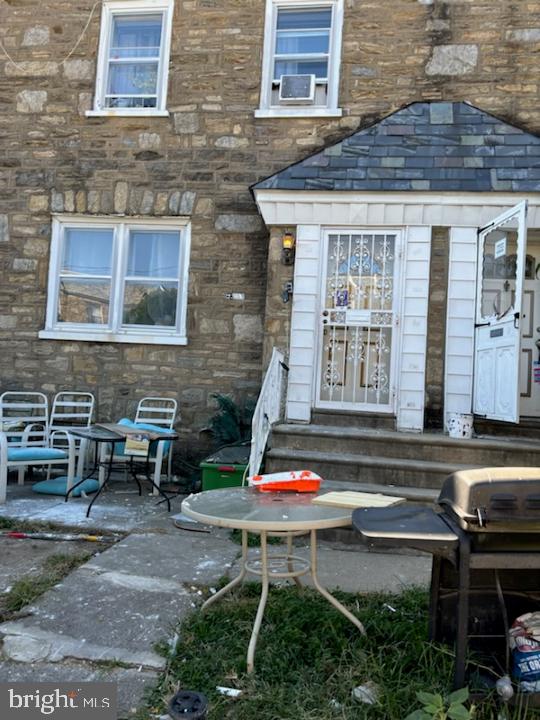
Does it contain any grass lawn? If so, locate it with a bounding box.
[142,585,540,720]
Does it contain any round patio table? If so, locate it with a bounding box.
[181,487,366,673]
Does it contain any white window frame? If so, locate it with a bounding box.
[39,215,191,346]
[255,0,343,119]
[87,0,174,118]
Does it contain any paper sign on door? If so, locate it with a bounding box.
[494,237,507,259]
[346,309,370,324]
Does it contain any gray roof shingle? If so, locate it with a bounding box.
[253,102,540,193]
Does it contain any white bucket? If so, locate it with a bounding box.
[447,412,474,439]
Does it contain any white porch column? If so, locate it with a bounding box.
[286,224,321,422]
[444,226,477,428]
[396,226,431,432]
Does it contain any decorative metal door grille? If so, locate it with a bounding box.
[318,232,397,409]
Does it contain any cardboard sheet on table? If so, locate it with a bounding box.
[312,491,405,509]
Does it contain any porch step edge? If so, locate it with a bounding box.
[266,447,482,475]
[272,424,540,453]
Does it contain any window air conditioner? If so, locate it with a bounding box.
[278,74,316,104]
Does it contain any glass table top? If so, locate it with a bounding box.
[181,487,354,531]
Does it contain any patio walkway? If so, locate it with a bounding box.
[0,484,431,718]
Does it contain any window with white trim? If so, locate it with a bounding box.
[40,216,191,346]
[88,0,174,117]
[256,0,343,118]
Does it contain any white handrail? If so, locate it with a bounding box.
[248,348,288,478]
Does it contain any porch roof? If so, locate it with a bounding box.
[253,101,540,193]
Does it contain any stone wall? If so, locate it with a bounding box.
[262,228,294,368]
[1,0,540,455]
[425,227,449,429]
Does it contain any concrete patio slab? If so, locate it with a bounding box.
[84,530,238,585]
[0,620,166,669]
[7,568,195,660]
[0,484,185,533]
[228,540,432,594]
[0,537,93,593]
[0,661,158,719]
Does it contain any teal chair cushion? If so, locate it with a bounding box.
[32,476,99,497]
[114,418,171,458]
[7,447,67,462]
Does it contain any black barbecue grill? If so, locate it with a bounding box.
[352,467,540,690]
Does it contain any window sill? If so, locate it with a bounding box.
[86,109,170,118]
[39,329,187,346]
[255,107,343,119]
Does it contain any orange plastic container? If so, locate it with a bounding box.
[249,470,322,493]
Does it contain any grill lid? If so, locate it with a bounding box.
[438,467,540,530]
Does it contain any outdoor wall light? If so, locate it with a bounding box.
[281,230,296,265]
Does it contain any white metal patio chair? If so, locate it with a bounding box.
[100,397,178,493]
[49,391,95,476]
[0,391,76,503]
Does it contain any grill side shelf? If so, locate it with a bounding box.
[351,504,459,561]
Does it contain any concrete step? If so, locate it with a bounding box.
[265,447,480,489]
[270,424,540,466]
[474,417,540,439]
[311,410,396,430]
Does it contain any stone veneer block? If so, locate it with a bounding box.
[506,28,540,42]
[168,191,181,214]
[425,45,478,76]
[13,259,38,272]
[0,215,9,243]
[180,191,196,215]
[114,182,129,214]
[215,214,262,232]
[16,90,47,114]
[233,315,263,344]
[215,136,249,149]
[140,190,154,214]
[22,25,50,46]
[51,191,64,213]
[174,112,199,134]
[5,62,58,77]
[138,133,161,151]
[63,59,94,81]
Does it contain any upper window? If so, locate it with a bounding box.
[88,0,174,117]
[256,0,343,118]
[40,216,191,345]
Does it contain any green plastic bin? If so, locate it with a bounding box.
[200,445,250,491]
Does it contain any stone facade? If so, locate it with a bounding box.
[425,228,449,429]
[2,0,540,453]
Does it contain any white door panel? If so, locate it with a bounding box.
[473,201,528,423]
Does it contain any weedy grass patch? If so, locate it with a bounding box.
[0,552,93,620]
[142,585,540,720]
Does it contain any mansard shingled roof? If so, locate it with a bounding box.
[253,102,540,193]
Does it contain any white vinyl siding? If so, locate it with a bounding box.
[444,227,477,427]
[286,224,320,422]
[396,226,431,432]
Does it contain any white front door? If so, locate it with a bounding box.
[316,229,401,412]
[473,201,528,423]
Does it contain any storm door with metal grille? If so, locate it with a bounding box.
[317,231,400,412]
